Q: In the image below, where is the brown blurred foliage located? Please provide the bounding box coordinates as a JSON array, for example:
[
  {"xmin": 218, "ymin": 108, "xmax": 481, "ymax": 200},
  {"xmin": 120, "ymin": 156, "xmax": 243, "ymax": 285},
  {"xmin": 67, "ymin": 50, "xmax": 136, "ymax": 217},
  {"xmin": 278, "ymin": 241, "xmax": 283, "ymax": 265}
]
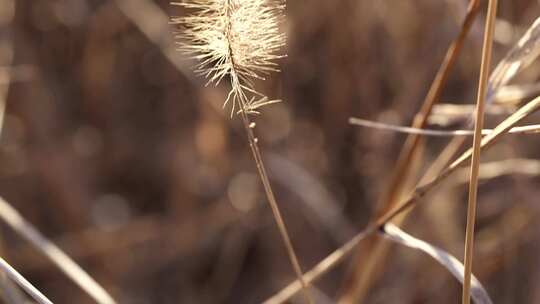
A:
[{"xmin": 2, "ymin": 0, "xmax": 540, "ymax": 303}]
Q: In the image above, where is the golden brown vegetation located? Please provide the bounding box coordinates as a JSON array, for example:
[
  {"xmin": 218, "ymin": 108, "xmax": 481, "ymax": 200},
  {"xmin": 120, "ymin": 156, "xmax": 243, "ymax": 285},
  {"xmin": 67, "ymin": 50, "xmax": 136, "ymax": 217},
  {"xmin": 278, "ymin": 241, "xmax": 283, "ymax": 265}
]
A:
[{"xmin": 1, "ymin": 0, "xmax": 540, "ymax": 303}]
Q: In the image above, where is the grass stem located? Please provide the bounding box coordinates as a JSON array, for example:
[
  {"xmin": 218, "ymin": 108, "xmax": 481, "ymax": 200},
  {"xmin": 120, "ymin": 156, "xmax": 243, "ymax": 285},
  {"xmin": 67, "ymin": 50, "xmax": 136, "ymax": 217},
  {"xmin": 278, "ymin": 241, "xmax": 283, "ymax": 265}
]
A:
[
  {"xmin": 340, "ymin": 1, "xmax": 481, "ymax": 301},
  {"xmin": 462, "ymin": 0, "xmax": 498, "ymax": 303},
  {"xmin": 238, "ymin": 107, "xmax": 314, "ymax": 304}
]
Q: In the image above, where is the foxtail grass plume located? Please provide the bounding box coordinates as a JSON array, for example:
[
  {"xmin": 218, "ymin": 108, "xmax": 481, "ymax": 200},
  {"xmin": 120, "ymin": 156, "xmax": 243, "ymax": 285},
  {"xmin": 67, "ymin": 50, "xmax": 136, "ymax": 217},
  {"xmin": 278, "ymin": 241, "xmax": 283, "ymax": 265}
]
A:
[{"xmin": 172, "ymin": 0, "xmax": 286, "ymax": 115}]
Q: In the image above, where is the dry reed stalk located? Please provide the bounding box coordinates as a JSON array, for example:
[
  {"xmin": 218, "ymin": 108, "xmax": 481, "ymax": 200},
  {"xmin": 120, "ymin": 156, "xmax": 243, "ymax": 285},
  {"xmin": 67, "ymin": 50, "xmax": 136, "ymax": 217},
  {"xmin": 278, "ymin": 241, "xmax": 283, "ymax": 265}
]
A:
[
  {"xmin": 266, "ymin": 95, "xmax": 540, "ymax": 303},
  {"xmin": 0, "ymin": 257, "xmax": 53, "ymax": 304},
  {"xmin": 0, "ymin": 258, "xmax": 53, "ymax": 304},
  {"xmin": 173, "ymin": 1, "xmax": 313, "ymax": 303},
  {"xmin": 463, "ymin": 0, "xmax": 498, "ymax": 303},
  {"xmin": 418, "ymin": 136, "xmax": 469, "ymax": 186},
  {"xmin": 417, "ymin": 13, "xmax": 540, "ymax": 191},
  {"xmin": 0, "ymin": 272, "xmax": 30, "ymax": 304},
  {"xmin": 339, "ymin": 1, "xmax": 481, "ymax": 302},
  {"xmin": 0, "ymin": 197, "xmax": 117, "ymax": 304},
  {"xmin": 376, "ymin": 0, "xmax": 480, "ymax": 218},
  {"xmin": 350, "ymin": 117, "xmax": 540, "ymax": 136},
  {"xmin": 379, "ymin": 91, "xmax": 540, "ymax": 229},
  {"xmin": 349, "ymin": 117, "xmax": 540, "ymax": 136}
]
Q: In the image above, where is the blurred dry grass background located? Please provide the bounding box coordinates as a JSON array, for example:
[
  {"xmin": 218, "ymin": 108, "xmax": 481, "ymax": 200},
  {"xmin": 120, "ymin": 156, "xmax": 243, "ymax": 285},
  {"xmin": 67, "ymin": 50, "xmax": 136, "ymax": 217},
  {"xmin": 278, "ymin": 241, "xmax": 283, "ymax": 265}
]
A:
[{"xmin": 2, "ymin": 0, "xmax": 540, "ymax": 303}]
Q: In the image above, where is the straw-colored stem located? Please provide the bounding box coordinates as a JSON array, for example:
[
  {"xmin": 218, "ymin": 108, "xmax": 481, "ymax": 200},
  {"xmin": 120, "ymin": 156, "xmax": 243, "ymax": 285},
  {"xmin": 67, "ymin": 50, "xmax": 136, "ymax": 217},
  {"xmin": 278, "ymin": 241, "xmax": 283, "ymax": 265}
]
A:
[
  {"xmin": 0, "ymin": 258, "xmax": 53, "ymax": 304},
  {"xmin": 340, "ymin": 1, "xmax": 481, "ymax": 301},
  {"xmin": 238, "ymin": 108, "xmax": 313, "ymax": 304},
  {"xmin": 220, "ymin": 1, "xmax": 311, "ymax": 302},
  {"xmin": 214, "ymin": 0, "xmax": 311, "ymax": 301},
  {"xmin": 375, "ymin": 0, "xmax": 481, "ymax": 218},
  {"xmin": 349, "ymin": 118, "xmax": 540, "ymax": 136},
  {"xmin": 266, "ymin": 94, "xmax": 540, "ymax": 304},
  {"xmin": 463, "ymin": 1, "xmax": 497, "ymax": 303},
  {"xmin": 0, "ymin": 197, "xmax": 117, "ymax": 304}
]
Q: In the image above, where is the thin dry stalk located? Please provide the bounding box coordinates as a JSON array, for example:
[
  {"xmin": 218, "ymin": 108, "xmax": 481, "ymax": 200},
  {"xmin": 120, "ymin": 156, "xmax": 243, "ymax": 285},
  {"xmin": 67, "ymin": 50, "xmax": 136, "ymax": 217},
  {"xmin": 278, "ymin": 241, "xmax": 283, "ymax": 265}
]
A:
[
  {"xmin": 339, "ymin": 1, "xmax": 481, "ymax": 301},
  {"xmin": 0, "ymin": 257, "xmax": 53, "ymax": 304},
  {"xmin": 463, "ymin": 1, "xmax": 498, "ymax": 303},
  {"xmin": 0, "ymin": 272, "xmax": 30, "ymax": 304},
  {"xmin": 239, "ymin": 110, "xmax": 314, "ymax": 303},
  {"xmin": 418, "ymin": 136, "xmax": 468, "ymax": 186},
  {"xmin": 0, "ymin": 197, "xmax": 117, "ymax": 304},
  {"xmin": 380, "ymin": 88, "xmax": 540, "ymax": 229},
  {"xmin": 376, "ymin": 0, "xmax": 480, "ymax": 217},
  {"xmin": 266, "ymin": 95, "xmax": 540, "ymax": 303},
  {"xmin": 349, "ymin": 117, "xmax": 540, "ymax": 136},
  {"xmin": 174, "ymin": 1, "xmax": 313, "ymax": 302}
]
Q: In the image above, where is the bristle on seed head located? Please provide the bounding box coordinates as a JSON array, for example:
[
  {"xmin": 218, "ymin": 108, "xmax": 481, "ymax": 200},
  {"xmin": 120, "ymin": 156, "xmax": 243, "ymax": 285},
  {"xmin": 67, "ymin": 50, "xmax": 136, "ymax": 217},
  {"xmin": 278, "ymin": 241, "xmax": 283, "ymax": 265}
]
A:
[{"xmin": 172, "ymin": 0, "xmax": 286, "ymax": 115}]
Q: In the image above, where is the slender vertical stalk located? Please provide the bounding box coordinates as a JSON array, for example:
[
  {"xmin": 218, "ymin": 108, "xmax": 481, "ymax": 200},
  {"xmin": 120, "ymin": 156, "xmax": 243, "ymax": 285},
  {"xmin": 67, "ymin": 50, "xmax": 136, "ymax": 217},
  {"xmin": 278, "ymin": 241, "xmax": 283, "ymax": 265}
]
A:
[
  {"xmin": 238, "ymin": 108, "xmax": 313, "ymax": 304},
  {"xmin": 223, "ymin": 2, "xmax": 312, "ymax": 302},
  {"xmin": 265, "ymin": 94, "xmax": 540, "ymax": 304},
  {"xmin": 231, "ymin": 69, "xmax": 312, "ymax": 304},
  {"xmin": 177, "ymin": 0, "xmax": 311, "ymax": 301},
  {"xmin": 463, "ymin": 1, "xmax": 497, "ymax": 303},
  {"xmin": 340, "ymin": 1, "xmax": 481, "ymax": 301}
]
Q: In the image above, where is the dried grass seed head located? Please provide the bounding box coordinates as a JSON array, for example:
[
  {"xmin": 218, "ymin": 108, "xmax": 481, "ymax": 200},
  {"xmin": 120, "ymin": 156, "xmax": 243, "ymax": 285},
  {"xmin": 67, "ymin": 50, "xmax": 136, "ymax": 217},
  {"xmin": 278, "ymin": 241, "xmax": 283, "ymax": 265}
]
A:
[{"xmin": 172, "ymin": 0, "xmax": 286, "ymax": 115}]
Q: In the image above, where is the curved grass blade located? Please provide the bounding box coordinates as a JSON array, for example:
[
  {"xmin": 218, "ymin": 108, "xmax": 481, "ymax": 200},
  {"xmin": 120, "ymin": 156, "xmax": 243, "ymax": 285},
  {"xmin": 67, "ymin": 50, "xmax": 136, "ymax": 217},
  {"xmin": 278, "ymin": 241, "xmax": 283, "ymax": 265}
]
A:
[{"xmin": 381, "ymin": 224, "xmax": 492, "ymax": 304}]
